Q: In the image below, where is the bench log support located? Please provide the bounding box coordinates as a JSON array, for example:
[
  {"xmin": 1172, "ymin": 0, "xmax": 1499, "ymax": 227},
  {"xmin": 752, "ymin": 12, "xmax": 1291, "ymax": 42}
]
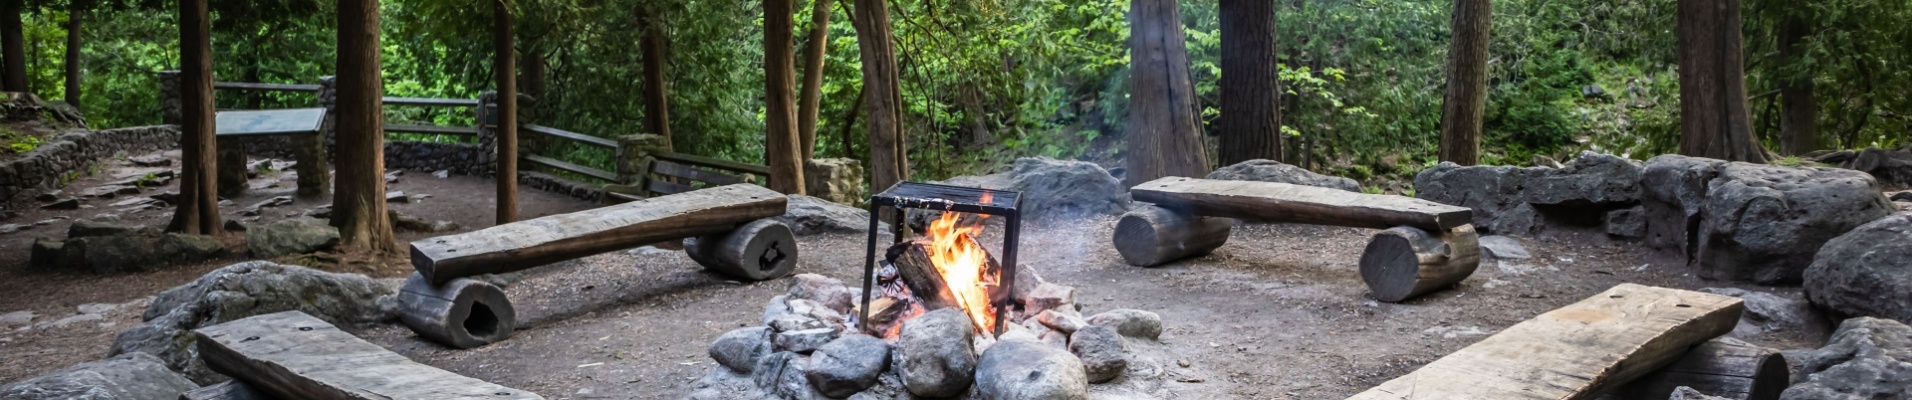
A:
[
  {"xmin": 1607, "ymin": 338, "xmax": 1789, "ymax": 400},
  {"xmin": 1113, "ymin": 205, "xmax": 1233, "ymax": 267},
  {"xmin": 685, "ymin": 219, "xmax": 799, "ymax": 281},
  {"xmin": 395, "ymin": 273, "xmax": 516, "ymax": 349},
  {"xmin": 1359, "ymin": 224, "xmax": 1480, "ymax": 302}
]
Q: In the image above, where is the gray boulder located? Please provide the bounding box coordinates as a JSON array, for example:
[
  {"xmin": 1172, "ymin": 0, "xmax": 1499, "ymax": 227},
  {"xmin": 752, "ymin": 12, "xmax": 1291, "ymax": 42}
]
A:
[
  {"xmin": 68, "ymin": 219, "xmax": 138, "ymax": 238},
  {"xmin": 1414, "ymin": 162, "xmax": 1541, "ymax": 235},
  {"xmin": 1206, "ymin": 159, "xmax": 1359, "ymax": 192},
  {"xmin": 896, "ymin": 308, "xmax": 976, "ymax": 397},
  {"xmin": 928, "ymin": 157, "xmax": 1129, "ymax": 221},
  {"xmin": 36, "ymin": 231, "xmax": 226, "ymax": 273},
  {"xmin": 245, "ymin": 218, "xmax": 339, "ymax": 259},
  {"xmin": 108, "ymin": 261, "xmax": 394, "ymax": 384},
  {"xmin": 1698, "ymin": 163, "xmax": 1894, "ymax": 283},
  {"xmin": 1670, "ymin": 386, "xmax": 1732, "ymax": 400},
  {"xmin": 1779, "ymin": 318, "xmax": 1912, "ymax": 399},
  {"xmin": 975, "ymin": 339, "xmax": 1089, "ymax": 400},
  {"xmin": 1087, "ymin": 309, "xmax": 1163, "ymax": 340},
  {"xmin": 1068, "ymin": 325, "xmax": 1129, "ymax": 383},
  {"xmin": 1478, "ymin": 235, "xmax": 1531, "ymax": 260},
  {"xmin": 805, "ymin": 334, "xmax": 890, "ymax": 397},
  {"xmin": 0, "ymin": 352, "xmax": 198, "ymax": 400},
  {"xmin": 777, "ymin": 195, "xmax": 886, "ymax": 235},
  {"xmin": 1606, "ymin": 206, "xmax": 1647, "ymax": 238},
  {"xmin": 785, "ymin": 273, "xmax": 854, "ymax": 314},
  {"xmin": 1805, "ymin": 213, "xmax": 1912, "ymax": 323},
  {"xmin": 709, "ymin": 327, "xmax": 772, "ymax": 374},
  {"xmin": 1641, "ymin": 155, "xmax": 1726, "ymax": 261},
  {"xmin": 754, "ymin": 352, "xmax": 827, "ymax": 400},
  {"xmin": 1698, "ymin": 288, "xmax": 1824, "ymax": 336},
  {"xmin": 1843, "ymin": 148, "xmax": 1912, "ymax": 190},
  {"xmin": 1522, "ymin": 151, "xmax": 1643, "ymax": 206}
]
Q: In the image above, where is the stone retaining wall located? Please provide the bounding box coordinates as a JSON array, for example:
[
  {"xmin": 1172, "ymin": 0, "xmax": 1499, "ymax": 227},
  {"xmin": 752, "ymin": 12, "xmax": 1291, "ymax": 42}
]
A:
[{"xmin": 0, "ymin": 125, "xmax": 180, "ymax": 203}]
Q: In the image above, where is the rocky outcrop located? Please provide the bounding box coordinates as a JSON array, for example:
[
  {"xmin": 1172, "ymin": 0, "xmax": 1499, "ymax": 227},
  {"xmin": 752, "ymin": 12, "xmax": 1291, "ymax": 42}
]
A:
[
  {"xmin": 244, "ymin": 218, "xmax": 340, "ymax": 259},
  {"xmin": 1642, "ymin": 155, "xmax": 1727, "ymax": 260},
  {"xmin": 0, "ymin": 352, "xmax": 198, "ymax": 400},
  {"xmin": 1698, "ymin": 288, "xmax": 1824, "ymax": 337},
  {"xmin": 1812, "ymin": 147, "xmax": 1912, "ymax": 190},
  {"xmin": 1779, "ymin": 317, "xmax": 1912, "ymax": 399},
  {"xmin": 1207, "ymin": 159, "xmax": 1359, "ymax": 192},
  {"xmin": 1416, "ymin": 152, "xmax": 1641, "ymax": 236},
  {"xmin": 927, "ymin": 157, "xmax": 1130, "ymax": 221},
  {"xmin": 776, "ymin": 195, "xmax": 886, "ymax": 235},
  {"xmin": 1696, "ymin": 163, "xmax": 1893, "ymax": 283},
  {"xmin": 1413, "ymin": 162, "xmax": 1538, "ymax": 234},
  {"xmin": 1805, "ymin": 213, "xmax": 1912, "ymax": 323},
  {"xmin": 30, "ymin": 221, "xmax": 226, "ymax": 273},
  {"xmin": 1520, "ymin": 152, "xmax": 1643, "ymax": 207},
  {"xmin": 108, "ymin": 261, "xmax": 394, "ymax": 383}
]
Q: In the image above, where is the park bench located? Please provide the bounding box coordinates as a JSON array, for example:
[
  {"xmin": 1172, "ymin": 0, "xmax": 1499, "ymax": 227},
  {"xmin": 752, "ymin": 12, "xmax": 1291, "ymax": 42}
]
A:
[
  {"xmin": 192, "ymin": 311, "xmax": 545, "ymax": 400},
  {"xmin": 396, "ymin": 183, "xmax": 799, "ymax": 348},
  {"xmin": 601, "ymin": 151, "xmax": 772, "ymax": 203},
  {"xmin": 1114, "ymin": 177, "xmax": 1480, "ymax": 302},
  {"xmin": 214, "ymin": 108, "xmax": 330, "ymax": 197}
]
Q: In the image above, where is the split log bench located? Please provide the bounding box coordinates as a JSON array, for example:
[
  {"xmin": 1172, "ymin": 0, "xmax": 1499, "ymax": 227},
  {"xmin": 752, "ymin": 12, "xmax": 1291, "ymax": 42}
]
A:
[
  {"xmin": 193, "ymin": 311, "xmax": 545, "ymax": 400},
  {"xmin": 1349, "ymin": 284, "xmax": 1744, "ymax": 399},
  {"xmin": 398, "ymin": 183, "xmax": 796, "ymax": 348},
  {"xmin": 1116, "ymin": 177, "xmax": 1479, "ymax": 302}
]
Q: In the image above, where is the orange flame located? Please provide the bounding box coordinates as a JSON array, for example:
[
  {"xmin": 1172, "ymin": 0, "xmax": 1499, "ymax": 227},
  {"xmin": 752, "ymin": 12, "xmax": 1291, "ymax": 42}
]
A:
[{"xmin": 924, "ymin": 192, "xmax": 998, "ymax": 334}]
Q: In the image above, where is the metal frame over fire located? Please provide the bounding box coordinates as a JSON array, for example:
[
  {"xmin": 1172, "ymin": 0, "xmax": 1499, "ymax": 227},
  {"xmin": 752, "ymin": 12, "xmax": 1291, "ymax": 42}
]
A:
[{"xmin": 860, "ymin": 182, "xmax": 1022, "ymax": 335}]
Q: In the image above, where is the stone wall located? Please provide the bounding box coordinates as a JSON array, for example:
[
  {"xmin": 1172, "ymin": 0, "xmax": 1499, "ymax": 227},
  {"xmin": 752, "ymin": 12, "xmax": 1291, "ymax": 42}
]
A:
[
  {"xmin": 520, "ymin": 171, "xmax": 601, "ymax": 202},
  {"xmin": 0, "ymin": 126, "xmax": 181, "ymax": 203}
]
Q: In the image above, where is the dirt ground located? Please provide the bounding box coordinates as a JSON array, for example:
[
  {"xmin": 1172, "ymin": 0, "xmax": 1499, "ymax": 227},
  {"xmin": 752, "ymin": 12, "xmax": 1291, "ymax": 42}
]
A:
[{"xmin": 0, "ymin": 149, "xmax": 1830, "ymax": 398}]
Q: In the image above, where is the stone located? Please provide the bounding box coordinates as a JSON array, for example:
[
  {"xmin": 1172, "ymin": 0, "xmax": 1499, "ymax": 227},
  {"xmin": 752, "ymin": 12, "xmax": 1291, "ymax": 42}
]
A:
[
  {"xmin": 774, "ymin": 328, "xmax": 840, "ymax": 354},
  {"xmin": 769, "ymin": 316, "xmax": 827, "ymax": 333},
  {"xmin": 709, "ymin": 327, "xmax": 772, "ymax": 374},
  {"xmin": 385, "ymin": 191, "xmax": 409, "ymax": 203},
  {"xmin": 897, "ymin": 308, "xmax": 977, "ymax": 397},
  {"xmin": 432, "ymin": 169, "xmax": 449, "ymax": 178},
  {"xmin": 108, "ymin": 261, "xmax": 394, "ymax": 384},
  {"xmin": 1206, "ymin": 159, "xmax": 1360, "ymax": 192},
  {"xmin": 803, "ymin": 158, "xmax": 866, "ymax": 205},
  {"xmin": 1414, "ymin": 162, "xmax": 1541, "ymax": 235},
  {"xmin": 1698, "ymin": 163, "xmax": 1894, "ymax": 283},
  {"xmin": 0, "ymin": 310, "xmax": 34, "ymax": 327},
  {"xmin": 1019, "ymin": 283, "xmax": 1075, "ymax": 315},
  {"xmin": 1036, "ymin": 309, "xmax": 1086, "ymax": 334},
  {"xmin": 0, "ymin": 223, "xmax": 24, "ymax": 234},
  {"xmin": 922, "ymin": 157, "xmax": 1129, "ymax": 223},
  {"xmin": 1641, "ymin": 155, "xmax": 1727, "ymax": 259},
  {"xmin": 29, "ymin": 238, "xmax": 68, "ymax": 268},
  {"xmin": 244, "ymin": 218, "xmax": 339, "ymax": 259},
  {"xmin": 1669, "ymin": 386, "xmax": 1731, "ymax": 400},
  {"xmin": 1069, "ymin": 325, "xmax": 1128, "ymax": 383},
  {"xmin": 761, "ymin": 295, "xmax": 796, "ymax": 326},
  {"xmin": 1805, "ymin": 213, "xmax": 1912, "ymax": 323},
  {"xmin": 128, "ymin": 155, "xmax": 170, "ymax": 167},
  {"xmin": 246, "ymin": 196, "xmax": 292, "ymax": 211},
  {"xmin": 1779, "ymin": 317, "xmax": 1912, "ymax": 399},
  {"xmin": 754, "ymin": 352, "xmax": 827, "ymax": 400},
  {"xmin": 1843, "ymin": 147, "xmax": 1912, "ymax": 190},
  {"xmin": 975, "ymin": 338, "xmax": 1090, "ymax": 400},
  {"xmin": 42, "ymin": 198, "xmax": 79, "ymax": 210},
  {"xmin": 805, "ymin": 334, "xmax": 890, "ymax": 397},
  {"xmin": 35, "ymin": 191, "xmax": 61, "ymax": 202},
  {"xmin": 776, "ymin": 195, "xmax": 888, "ymax": 235},
  {"xmin": 222, "ymin": 220, "xmax": 246, "ymax": 232},
  {"xmin": 50, "ymin": 232, "xmax": 225, "ymax": 273},
  {"xmin": 0, "ymin": 352, "xmax": 197, "ymax": 400},
  {"xmin": 1492, "ymin": 202, "xmax": 1543, "ymax": 236},
  {"xmin": 1477, "ymin": 235, "xmax": 1531, "ymax": 260},
  {"xmin": 1698, "ymin": 288, "xmax": 1824, "ymax": 336},
  {"xmin": 69, "ymin": 219, "xmax": 138, "ymax": 238},
  {"xmin": 1522, "ymin": 151, "xmax": 1643, "ymax": 206},
  {"xmin": 786, "ymin": 274, "xmax": 855, "ymax": 314},
  {"xmin": 1087, "ymin": 309, "xmax": 1163, "ymax": 340},
  {"xmin": 1605, "ymin": 205, "xmax": 1647, "ymax": 238}
]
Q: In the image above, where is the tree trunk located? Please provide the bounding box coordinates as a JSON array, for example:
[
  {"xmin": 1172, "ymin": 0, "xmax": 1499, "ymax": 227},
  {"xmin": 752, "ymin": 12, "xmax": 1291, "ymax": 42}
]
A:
[
  {"xmin": 1439, "ymin": 0, "xmax": 1490, "ymax": 166},
  {"xmin": 764, "ymin": 0, "xmax": 805, "ymax": 195},
  {"xmin": 640, "ymin": 9, "xmax": 671, "ymax": 145},
  {"xmin": 1, "ymin": 0, "xmax": 26, "ymax": 92},
  {"xmin": 519, "ymin": 42, "xmax": 545, "ymax": 103},
  {"xmin": 494, "ymin": 0, "xmax": 518, "ymax": 224},
  {"xmin": 333, "ymin": 0, "xmax": 397, "ymax": 254},
  {"xmin": 1126, "ymin": 0, "xmax": 1211, "ymax": 186},
  {"xmin": 1777, "ymin": 14, "xmax": 1815, "ymax": 156},
  {"xmin": 64, "ymin": 0, "xmax": 85, "ymax": 110},
  {"xmin": 1676, "ymin": 0, "xmax": 1767, "ymax": 163},
  {"xmin": 168, "ymin": 0, "xmax": 220, "ymax": 235},
  {"xmin": 851, "ymin": 0, "xmax": 905, "ymax": 207},
  {"xmin": 1217, "ymin": 0, "xmax": 1280, "ymax": 165},
  {"xmin": 796, "ymin": 0, "xmax": 832, "ymax": 159}
]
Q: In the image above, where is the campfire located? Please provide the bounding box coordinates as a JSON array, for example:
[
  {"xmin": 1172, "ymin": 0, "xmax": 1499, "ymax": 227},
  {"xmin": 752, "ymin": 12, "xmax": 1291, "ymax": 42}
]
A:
[{"xmin": 864, "ymin": 194, "xmax": 1005, "ymax": 337}]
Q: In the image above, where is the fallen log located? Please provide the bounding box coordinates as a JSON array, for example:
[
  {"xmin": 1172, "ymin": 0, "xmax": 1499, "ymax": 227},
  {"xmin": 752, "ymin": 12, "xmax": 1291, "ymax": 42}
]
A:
[
  {"xmin": 1605, "ymin": 338, "xmax": 1789, "ymax": 400},
  {"xmin": 410, "ymin": 183, "xmax": 786, "ymax": 284},
  {"xmin": 194, "ymin": 311, "xmax": 544, "ymax": 400},
  {"xmin": 1129, "ymin": 177, "xmax": 1472, "ymax": 231},
  {"xmin": 394, "ymin": 273, "xmax": 516, "ymax": 349},
  {"xmin": 1349, "ymin": 284, "xmax": 1744, "ymax": 400},
  {"xmin": 1112, "ymin": 205, "xmax": 1233, "ymax": 267},
  {"xmin": 1359, "ymin": 224, "xmax": 1481, "ymax": 302},
  {"xmin": 684, "ymin": 219, "xmax": 799, "ymax": 281}
]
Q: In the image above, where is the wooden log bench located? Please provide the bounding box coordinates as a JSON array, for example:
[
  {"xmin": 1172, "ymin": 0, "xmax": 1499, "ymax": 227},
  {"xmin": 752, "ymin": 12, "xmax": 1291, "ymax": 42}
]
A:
[
  {"xmin": 1349, "ymin": 284, "xmax": 1744, "ymax": 399},
  {"xmin": 214, "ymin": 108, "xmax": 331, "ymax": 198},
  {"xmin": 1117, "ymin": 177, "xmax": 1479, "ymax": 302},
  {"xmin": 399, "ymin": 183, "xmax": 796, "ymax": 348},
  {"xmin": 193, "ymin": 311, "xmax": 545, "ymax": 400},
  {"xmin": 603, "ymin": 151, "xmax": 771, "ymax": 203},
  {"xmin": 1605, "ymin": 338, "xmax": 1789, "ymax": 400}
]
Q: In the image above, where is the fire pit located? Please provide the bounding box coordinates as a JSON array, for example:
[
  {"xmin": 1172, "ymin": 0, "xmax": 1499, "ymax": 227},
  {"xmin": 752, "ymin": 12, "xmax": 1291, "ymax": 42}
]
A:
[{"xmin": 858, "ymin": 182, "xmax": 1021, "ymax": 337}]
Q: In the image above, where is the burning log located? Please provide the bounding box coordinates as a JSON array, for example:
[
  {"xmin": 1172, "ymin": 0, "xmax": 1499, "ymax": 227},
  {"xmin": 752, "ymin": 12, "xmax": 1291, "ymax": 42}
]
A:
[{"xmin": 885, "ymin": 237, "xmax": 1001, "ymax": 311}]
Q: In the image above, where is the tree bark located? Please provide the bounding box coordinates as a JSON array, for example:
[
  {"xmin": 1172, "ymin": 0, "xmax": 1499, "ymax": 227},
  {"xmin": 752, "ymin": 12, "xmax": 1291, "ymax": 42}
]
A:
[
  {"xmin": 1777, "ymin": 14, "xmax": 1815, "ymax": 156},
  {"xmin": 168, "ymin": 0, "xmax": 220, "ymax": 235},
  {"xmin": 333, "ymin": 0, "xmax": 397, "ymax": 254},
  {"xmin": 64, "ymin": 0, "xmax": 86, "ymax": 110},
  {"xmin": 764, "ymin": 0, "xmax": 806, "ymax": 195},
  {"xmin": 796, "ymin": 0, "xmax": 833, "ymax": 159},
  {"xmin": 1676, "ymin": 0, "xmax": 1767, "ymax": 163},
  {"xmin": 1126, "ymin": 0, "xmax": 1211, "ymax": 186},
  {"xmin": 1217, "ymin": 0, "xmax": 1280, "ymax": 165},
  {"xmin": 851, "ymin": 0, "xmax": 905, "ymax": 204},
  {"xmin": 494, "ymin": 0, "xmax": 518, "ymax": 224},
  {"xmin": 1, "ymin": 0, "xmax": 26, "ymax": 92},
  {"xmin": 1439, "ymin": 0, "xmax": 1490, "ymax": 166},
  {"xmin": 640, "ymin": 8, "xmax": 671, "ymax": 145}
]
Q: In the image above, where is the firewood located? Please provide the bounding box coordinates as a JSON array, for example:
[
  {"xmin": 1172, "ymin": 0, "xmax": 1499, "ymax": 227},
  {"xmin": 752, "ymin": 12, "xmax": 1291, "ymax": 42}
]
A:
[
  {"xmin": 1112, "ymin": 205, "xmax": 1232, "ymax": 267},
  {"xmin": 885, "ymin": 237, "xmax": 1003, "ymax": 311},
  {"xmin": 1358, "ymin": 224, "xmax": 1481, "ymax": 302}
]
